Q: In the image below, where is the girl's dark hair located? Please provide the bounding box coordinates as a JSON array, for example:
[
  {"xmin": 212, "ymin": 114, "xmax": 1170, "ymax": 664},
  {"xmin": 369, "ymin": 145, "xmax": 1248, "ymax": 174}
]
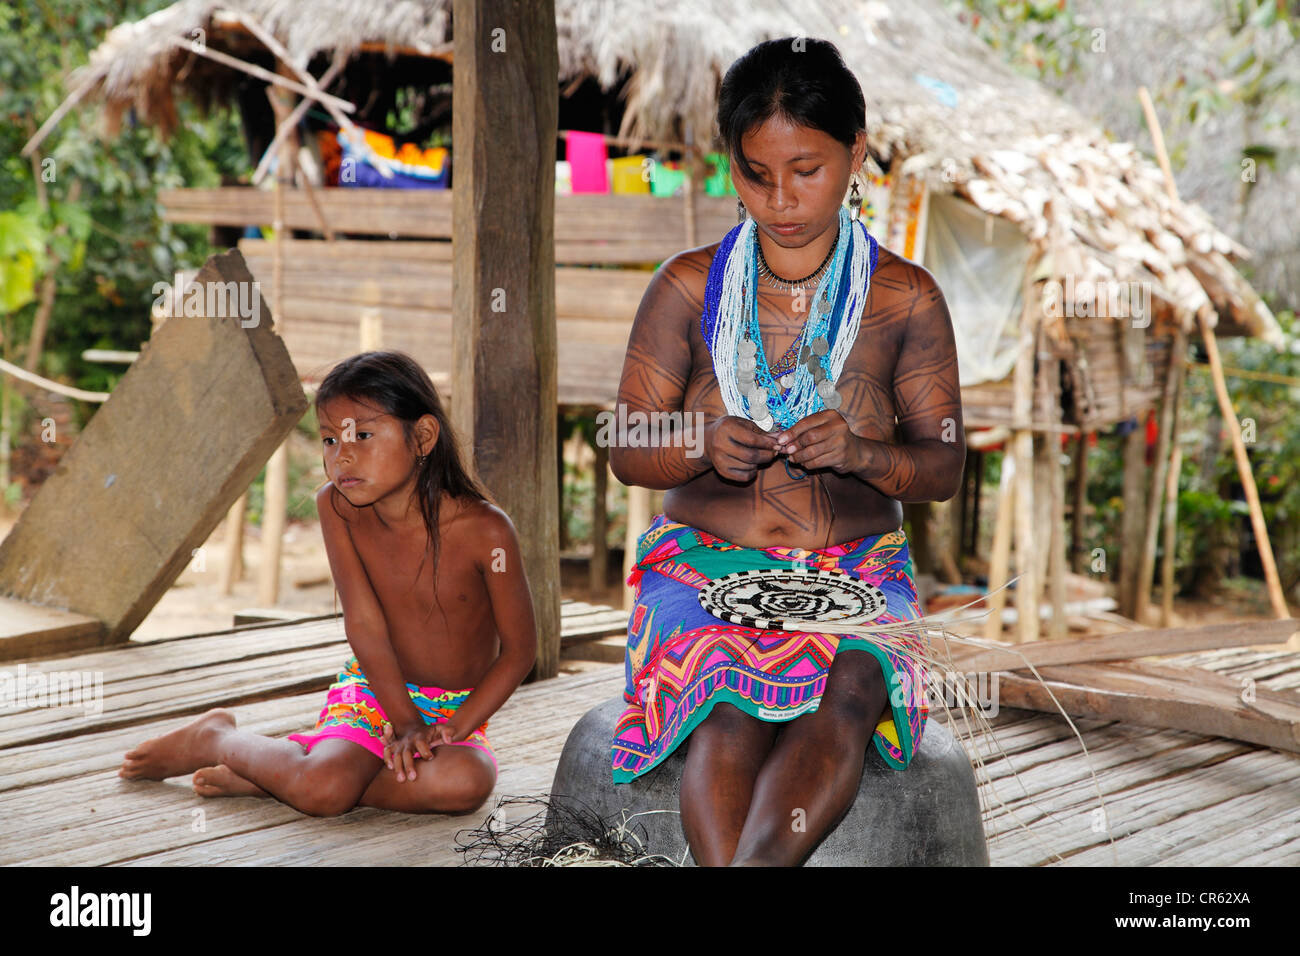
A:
[
  {"xmin": 716, "ymin": 37, "xmax": 866, "ymax": 186},
  {"xmin": 315, "ymin": 350, "xmax": 493, "ymax": 623}
]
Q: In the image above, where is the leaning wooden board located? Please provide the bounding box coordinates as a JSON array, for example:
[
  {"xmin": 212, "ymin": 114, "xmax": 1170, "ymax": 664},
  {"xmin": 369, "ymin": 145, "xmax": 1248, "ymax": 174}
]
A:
[{"xmin": 0, "ymin": 249, "xmax": 307, "ymax": 649}]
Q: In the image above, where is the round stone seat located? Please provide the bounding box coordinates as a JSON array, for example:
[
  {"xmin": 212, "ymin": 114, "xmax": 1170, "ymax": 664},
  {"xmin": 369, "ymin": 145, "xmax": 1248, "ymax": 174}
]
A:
[{"xmin": 546, "ymin": 696, "xmax": 989, "ymax": 866}]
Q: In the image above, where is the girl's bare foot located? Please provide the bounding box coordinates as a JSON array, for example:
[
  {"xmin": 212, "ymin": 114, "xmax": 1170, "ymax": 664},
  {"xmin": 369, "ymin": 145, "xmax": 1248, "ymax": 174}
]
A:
[
  {"xmin": 119, "ymin": 709, "xmax": 236, "ymax": 781},
  {"xmin": 193, "ymin": 764, "xmax": 268, "ymax": 798}
]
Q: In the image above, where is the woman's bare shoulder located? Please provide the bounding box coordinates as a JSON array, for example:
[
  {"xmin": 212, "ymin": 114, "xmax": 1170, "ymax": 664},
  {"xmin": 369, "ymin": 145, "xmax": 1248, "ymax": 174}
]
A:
[{"xmin": 639, "ymin": 242, "xmax": 723, "ymax": 332}]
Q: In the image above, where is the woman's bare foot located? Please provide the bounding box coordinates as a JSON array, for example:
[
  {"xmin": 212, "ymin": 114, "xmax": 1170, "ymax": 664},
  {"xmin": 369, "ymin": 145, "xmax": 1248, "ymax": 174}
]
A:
[
  {"xmin": 119, "ymin": 709, "xmax": 236, "ymax": 781},
  {"xmin": 193, "ymin": 764, "xmax": 268, "ymax": 798}
]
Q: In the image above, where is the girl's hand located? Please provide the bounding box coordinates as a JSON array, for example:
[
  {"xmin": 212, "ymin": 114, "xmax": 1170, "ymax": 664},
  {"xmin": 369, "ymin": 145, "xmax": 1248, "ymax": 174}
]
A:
[
  {"xmin": 774, "ymin": 411, "xmax": 866, "ymax": 475},
  {"xmin": 703, "ymin": 416, "xmax": 780, "ymax": 483},
  {"xmin": 429, "ymin": 719, "xmax": 461, "ymax": 747},
  {"xmin": 381, "ymin": 721, "xmax": 435, "ymax": 783}
]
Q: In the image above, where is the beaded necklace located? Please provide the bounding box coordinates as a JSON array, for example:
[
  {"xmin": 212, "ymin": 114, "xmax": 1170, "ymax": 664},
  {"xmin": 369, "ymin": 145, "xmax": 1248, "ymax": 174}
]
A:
[{"xmin": 701, "ymin": 205, "xmax": 878, "ymax": 434}]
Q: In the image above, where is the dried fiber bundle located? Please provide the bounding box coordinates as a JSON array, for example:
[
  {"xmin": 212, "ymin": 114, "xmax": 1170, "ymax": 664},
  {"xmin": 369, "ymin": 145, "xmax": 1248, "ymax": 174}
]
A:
[{"xmin": 455, "ymin": 795, "xmax": 682, "ymax": 867}]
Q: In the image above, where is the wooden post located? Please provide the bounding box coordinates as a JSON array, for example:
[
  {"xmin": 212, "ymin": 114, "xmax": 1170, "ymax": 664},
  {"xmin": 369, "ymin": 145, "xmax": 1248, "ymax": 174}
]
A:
[
  {"xmin": 1031, "ymin": 335, "xmax": 1054, "ymax": 610},
  {"xmin": 258, "ymin": 78, "xmax": 296, "ymax": 608},
  {"xmin": 219, "ymin": 492, "xmax": 247, "ymax": 596},
  {"xmin": 931, "ymin": 498, "xmax": 962, "ymax": 585},
  {"xmin": 1117, "ymin": 323, "xmax": 1147, "ymax": 619},
  {"xmin": 1039, "ymin": 353, "xmax": 1067, "ymax": 639},
  {"xmin": 452, "ymin": 0, "xmax": 561, "ymax": 679},
  {"xmin": 1011, "ymin": 260, "xmax": 1041, "ymax": 643},
  {"xmin": 590, "ymin": 439, "xmax": 609, "ymax": 596},
  {"xmin": 1136, "ymin": 326, "xmax": 1187, "ymax": 623},
  {"xmin": 683, "ymin": 146, "xmax": 698, "ymax": 247},
  {"xmin": 983, "ymin": 449, "xmax": 1015, "ymax": 642},
  {"xmin": 951, "ymin": 452, "xmax": 969, "ymax": 559},
  {"xmin": 557, "ymin": 411, "xmax": 568, "ymax": 552},
  {"xmin": 1162, "ymin": 443, "xmax": 1183, "ymax": 626},
  {"xmin": 359, "ymin": 312, "xmax": 383, "ymax": 351},
  {"xmin": 1070, "ymin": 432, "xmax": 1088, "ymax": 573},
  {"xmin": 903, "ymin": 502, "xmax": 934, "ymax": 576},
  {"xmin": 623, "ymin": 484, "xmax": 651, "ymax": 610}
]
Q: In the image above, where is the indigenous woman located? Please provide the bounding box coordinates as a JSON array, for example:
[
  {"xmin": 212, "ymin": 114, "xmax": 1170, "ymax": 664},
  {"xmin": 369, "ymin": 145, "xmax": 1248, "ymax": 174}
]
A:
[{"xmin": 608, "ymin": 37, "xmax": 965, "ymax": 866}]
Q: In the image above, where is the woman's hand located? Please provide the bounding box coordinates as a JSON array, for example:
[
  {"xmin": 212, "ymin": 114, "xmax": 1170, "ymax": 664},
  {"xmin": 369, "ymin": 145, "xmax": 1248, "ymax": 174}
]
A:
[
  {"xmin": 381, "ymin": 721, "xmax": 435, "ymax": 783},
  {"xmin": 704, "ymin": 416, "xmax": 780, "ymax": 482},
  {"xmin": 774, "ymin": 411, "xmax": 868, "ymax": 475}
]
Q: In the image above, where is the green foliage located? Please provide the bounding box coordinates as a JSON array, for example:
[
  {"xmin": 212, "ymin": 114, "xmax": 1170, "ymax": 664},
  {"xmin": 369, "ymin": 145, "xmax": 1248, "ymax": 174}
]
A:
[
  {"xmin": 945, "ymin": 0, "xmax": 1095, "ymax": 79},
  {"xmin": 0, "ymin": 0, "xmax": 248, "ymax": 399}
]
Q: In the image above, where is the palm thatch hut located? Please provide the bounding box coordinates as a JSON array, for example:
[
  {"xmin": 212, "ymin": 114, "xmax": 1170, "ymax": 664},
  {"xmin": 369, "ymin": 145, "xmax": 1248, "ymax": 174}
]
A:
[{"xmin": 41, "ymin": 0, "xmax": 1288, "ymax": 636}]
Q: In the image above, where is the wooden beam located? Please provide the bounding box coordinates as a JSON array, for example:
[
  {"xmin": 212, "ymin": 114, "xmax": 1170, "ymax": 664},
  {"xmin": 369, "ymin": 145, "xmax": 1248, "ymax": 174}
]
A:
[
  {"xmin": 451, "ymin": 0, "xmax": 560, "ymax": 680},
  {"xmin": 0, "ymin": 250, "xmax": 308, "ymax": 642},
  {"xmin": 0, "ymin": 596, "xmax": 103, "ymax": 661},
  {"xmin": 158, "ymin": 188, "xmax": 739, "ymax": 252},
  {"xmin": 946, "ymin": 617, "xmax": 1297, "ymax": 672},
  {"xmin": 997, "ymin": 658, "xmax": 1300, "ymax": 754},
  {"xmin": 164, "ymin": 36, "xmax": 355, "ymax": 115}
]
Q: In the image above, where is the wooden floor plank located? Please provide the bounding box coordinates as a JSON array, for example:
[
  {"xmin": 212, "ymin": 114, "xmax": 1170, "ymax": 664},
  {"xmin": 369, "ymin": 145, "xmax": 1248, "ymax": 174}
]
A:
[
  {"xmin": 5, "ymin": 621, "xmax": 1300, "ymax": 866},
  {"xmin": 987, "ymin": 747, "xmax": 1300, "ymax": 865}
]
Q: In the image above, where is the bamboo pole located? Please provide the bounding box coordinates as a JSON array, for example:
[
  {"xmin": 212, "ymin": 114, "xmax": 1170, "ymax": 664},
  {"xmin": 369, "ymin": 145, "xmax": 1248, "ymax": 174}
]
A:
[
  {"xmin": 1138, "ymin": 86, "xmax": 1289, "ymax": 624},
  {"xmin": 165, "ymin": 36, "xmax": 354, "ymax": 115},
  {"xmin": 252, "ymin": 54, "xmax": 348, "ymax": 185},
  {"xmin": 1200, "ymin": 319, "xmax": 1289, "ymax": 619}
]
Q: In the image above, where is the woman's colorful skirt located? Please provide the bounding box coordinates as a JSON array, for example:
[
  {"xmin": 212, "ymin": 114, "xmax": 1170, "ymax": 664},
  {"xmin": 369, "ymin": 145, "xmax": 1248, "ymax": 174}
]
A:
[{"xmin": 611, "ymin": 514, "xmax": 927, "ymax": 784}]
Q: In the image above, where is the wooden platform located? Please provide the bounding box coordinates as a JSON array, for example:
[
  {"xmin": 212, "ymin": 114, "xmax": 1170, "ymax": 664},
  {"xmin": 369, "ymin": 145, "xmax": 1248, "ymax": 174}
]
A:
[{"xmin": 2, "ymin": 610, "xmax": 1298, "ymax": 866}]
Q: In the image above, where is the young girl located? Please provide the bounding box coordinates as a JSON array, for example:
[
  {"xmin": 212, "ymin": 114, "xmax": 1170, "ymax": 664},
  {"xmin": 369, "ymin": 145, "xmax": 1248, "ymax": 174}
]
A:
[{"xmin": 119, "ymin": 351, "xmax": 537, "ymax": 816}]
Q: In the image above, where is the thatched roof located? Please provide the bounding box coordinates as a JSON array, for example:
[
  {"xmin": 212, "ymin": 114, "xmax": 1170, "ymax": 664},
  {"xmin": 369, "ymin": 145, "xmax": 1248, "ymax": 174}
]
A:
[{"xmin": 63, "ymin": 0, "xmax": 1283, "ymax": 344}]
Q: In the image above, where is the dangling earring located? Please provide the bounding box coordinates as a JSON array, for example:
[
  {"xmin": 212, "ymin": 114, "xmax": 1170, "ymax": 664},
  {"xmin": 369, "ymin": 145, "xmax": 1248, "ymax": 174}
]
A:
[
  {"xmin": 737, "ymin": 197, "xmax": 748, "ymax": 224},
  {"xmin": 848, "ymin": 177, "xmax": 863, "ymax": 222}
]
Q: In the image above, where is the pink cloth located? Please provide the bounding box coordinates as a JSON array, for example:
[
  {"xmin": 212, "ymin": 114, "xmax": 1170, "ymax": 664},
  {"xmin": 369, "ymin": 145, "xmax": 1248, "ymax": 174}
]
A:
[{"xmin": 566, "ymin": 130, "xmax": 609, "ymax": 193}]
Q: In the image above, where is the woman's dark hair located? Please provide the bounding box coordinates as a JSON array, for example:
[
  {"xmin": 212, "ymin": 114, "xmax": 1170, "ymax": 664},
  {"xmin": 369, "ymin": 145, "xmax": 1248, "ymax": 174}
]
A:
[
  {"xmin": 315, "ymin": 350, "xmax": 493, "ymax": 623},
  {"xmin": 716, "ymin": 37, "xmax": 866, "ymax": 186}
]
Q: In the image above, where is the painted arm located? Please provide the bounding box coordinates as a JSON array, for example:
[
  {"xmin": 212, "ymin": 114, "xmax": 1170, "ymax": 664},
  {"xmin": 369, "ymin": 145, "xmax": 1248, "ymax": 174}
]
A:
[
  {"xmin": 851, "ymin": 268, "xmax": 966, "ymax": 502},
  {"xmin": 608, "ymin": 255, "xmax": 717, "ymax": 490}
]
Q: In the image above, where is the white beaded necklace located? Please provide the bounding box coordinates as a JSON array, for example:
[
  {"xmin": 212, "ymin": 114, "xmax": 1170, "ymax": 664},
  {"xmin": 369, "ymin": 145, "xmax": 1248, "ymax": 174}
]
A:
[{"xmin": 706, "ymin": 205, "xmax": 877, "ymax": 432}]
